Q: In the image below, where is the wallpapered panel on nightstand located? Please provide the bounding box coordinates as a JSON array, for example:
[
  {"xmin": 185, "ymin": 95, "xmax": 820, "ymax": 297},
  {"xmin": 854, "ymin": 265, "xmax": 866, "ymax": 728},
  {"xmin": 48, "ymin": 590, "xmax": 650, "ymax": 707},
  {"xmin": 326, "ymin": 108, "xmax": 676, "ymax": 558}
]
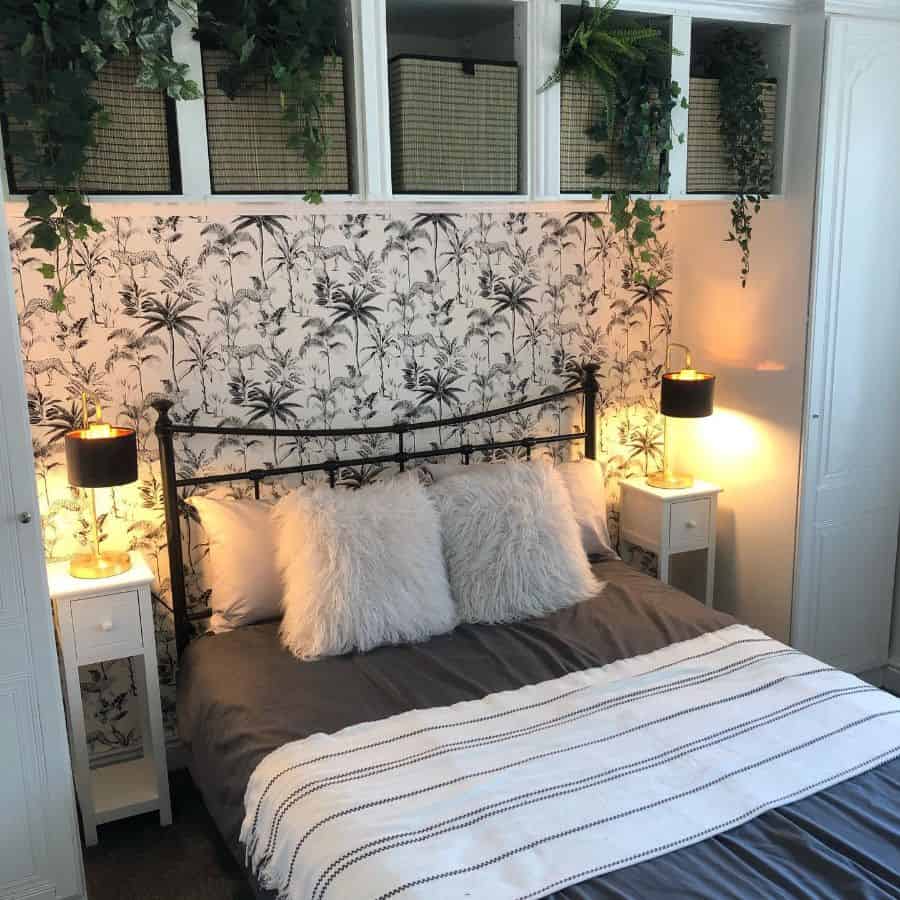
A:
[{"xmin": 12, "ymin": 208, "xmax": 672, "ymax": 761}]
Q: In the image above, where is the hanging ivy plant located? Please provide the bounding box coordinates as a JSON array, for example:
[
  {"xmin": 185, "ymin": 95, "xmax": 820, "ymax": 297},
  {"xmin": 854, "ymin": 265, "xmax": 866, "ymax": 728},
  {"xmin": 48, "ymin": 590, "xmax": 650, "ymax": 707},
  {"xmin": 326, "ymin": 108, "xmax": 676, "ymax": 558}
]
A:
[
  {"xmin": 0, "ymin": 0, "xmax": 200, "ymax": 309},
  {"xmin": 195, "ymin": 0, "xmax": 339, "ymax": 205},
  {"xmin": 615, "ymin": 59, "xmax": 686, "ymax": 193},
  {"xmin": 541, "ymin": 0, "xmax": 685, "ymax": 195},
  {"xmin": 608, "ymin": 191, "xmax": 666, "ymax": 288},
  {"xmin": 701, "ymin": 29, "xmax": 774, "ymax": 286}
]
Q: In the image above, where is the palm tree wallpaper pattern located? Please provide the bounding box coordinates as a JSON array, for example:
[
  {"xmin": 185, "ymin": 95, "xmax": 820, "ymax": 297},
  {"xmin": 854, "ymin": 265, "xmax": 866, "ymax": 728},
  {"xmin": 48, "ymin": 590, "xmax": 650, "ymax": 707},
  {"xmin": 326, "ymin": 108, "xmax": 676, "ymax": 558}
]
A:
[{"xmin": 12, "ymin": 208, "xmax": 672, "ymax": 761}]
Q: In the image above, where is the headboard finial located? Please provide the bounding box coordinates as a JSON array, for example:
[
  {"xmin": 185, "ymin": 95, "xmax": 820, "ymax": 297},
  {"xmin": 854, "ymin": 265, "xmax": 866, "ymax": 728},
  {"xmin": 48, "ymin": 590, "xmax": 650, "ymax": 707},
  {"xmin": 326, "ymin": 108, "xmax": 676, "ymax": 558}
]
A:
[
  {"xmin": 151, "ymin": 397, "xmax": 174, "ymax": 426},
  {"xmin": 151, "ymin": 396, "xmax": 189, "ymax": 657}
]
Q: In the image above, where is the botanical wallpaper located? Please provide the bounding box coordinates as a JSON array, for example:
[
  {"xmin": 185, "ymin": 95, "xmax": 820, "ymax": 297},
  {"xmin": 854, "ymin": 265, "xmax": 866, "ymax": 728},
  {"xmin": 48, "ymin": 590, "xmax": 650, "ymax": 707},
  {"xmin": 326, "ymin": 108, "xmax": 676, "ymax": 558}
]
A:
[{"xmin": 11, "ymin": 206, "xmax": 673, "ymax": 762}]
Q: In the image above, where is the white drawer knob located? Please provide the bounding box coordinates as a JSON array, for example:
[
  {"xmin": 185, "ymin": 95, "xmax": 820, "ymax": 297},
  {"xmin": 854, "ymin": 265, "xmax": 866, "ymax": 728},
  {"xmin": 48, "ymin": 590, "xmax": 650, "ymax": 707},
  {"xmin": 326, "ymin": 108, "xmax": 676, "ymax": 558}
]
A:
[
  {"xmin": 685, "ymin": 520, "xmax": 697, "ymax": 529},
  {"xmin": 100, "ymin": 620, "xmax": 114, "ymax": 632}
]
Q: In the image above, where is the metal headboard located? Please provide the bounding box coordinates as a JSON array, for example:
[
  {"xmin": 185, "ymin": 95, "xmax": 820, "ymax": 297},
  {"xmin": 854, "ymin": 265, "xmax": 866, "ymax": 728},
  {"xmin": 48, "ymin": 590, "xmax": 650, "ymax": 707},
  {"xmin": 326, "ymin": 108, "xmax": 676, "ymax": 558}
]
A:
[{"xmin": 152, "ymin": 364, "xmax": 600, "ymax": 658}]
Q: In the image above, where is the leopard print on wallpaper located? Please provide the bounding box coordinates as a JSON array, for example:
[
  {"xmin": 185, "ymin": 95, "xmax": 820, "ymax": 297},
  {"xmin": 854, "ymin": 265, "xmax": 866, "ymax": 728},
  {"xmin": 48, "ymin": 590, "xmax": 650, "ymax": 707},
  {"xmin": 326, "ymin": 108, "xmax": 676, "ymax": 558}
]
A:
[{"xmin": 12, "ymin": 208, "xmax": 672, "ymax": 761}]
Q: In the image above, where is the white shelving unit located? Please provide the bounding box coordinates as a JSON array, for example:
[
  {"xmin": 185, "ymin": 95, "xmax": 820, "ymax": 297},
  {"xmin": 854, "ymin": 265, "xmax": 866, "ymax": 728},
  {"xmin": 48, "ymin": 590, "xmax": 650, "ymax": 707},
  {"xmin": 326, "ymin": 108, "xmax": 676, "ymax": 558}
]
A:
[{"xmin": 1, "ymin": 0, "xmax": 807, "ymax": 208}]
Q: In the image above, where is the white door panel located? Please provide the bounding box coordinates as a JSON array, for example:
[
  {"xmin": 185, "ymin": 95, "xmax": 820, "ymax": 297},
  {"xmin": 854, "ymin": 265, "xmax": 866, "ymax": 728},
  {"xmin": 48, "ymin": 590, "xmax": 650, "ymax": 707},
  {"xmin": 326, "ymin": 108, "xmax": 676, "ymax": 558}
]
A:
[
  {"xmin": 794, "ymin": 16, "xmax": 900, "ymax": 673},
  {"xmin": 0, "ymin": 202, "xmax": 84, "ymax": 897}
]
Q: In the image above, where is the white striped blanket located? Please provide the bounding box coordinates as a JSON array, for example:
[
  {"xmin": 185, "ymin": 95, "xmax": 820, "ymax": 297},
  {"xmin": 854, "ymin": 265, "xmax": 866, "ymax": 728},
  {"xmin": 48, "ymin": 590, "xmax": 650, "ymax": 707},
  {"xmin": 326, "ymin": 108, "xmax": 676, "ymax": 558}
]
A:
[{"xmin": 241, "ymin": 624, "xmax": 900, "ymax": 900}]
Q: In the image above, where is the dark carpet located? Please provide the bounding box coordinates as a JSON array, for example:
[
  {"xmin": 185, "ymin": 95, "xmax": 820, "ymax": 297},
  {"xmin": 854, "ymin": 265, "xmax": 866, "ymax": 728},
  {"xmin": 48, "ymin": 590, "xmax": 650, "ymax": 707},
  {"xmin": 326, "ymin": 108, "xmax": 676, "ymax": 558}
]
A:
[{"xmin": 83, "ymin": 769, "xmax": 254, "ymax": 900}]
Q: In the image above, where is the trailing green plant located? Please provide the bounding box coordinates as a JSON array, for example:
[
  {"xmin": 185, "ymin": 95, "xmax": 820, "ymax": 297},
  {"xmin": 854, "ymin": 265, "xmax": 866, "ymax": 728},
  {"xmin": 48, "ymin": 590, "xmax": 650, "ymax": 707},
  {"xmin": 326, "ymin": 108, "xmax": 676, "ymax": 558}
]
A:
[
  {"xmin": 195, "ymin": 0, "xmax": 340, "ymax": 205},
  {"xmin": 615, "ymin": 62, "xmax": 686, "ymax": 193},
  {"xmin": 541, "ymin": 0, "xmax": 684, "ymax": 194},
  {"xmin": 701, "ymin": 28, "xmax": 774, "ymax": 286},
  {"xmin": 607, "ymin": 191, "xmax": 666, "ymax": 288},
  {"xmin": 0, "ymin": 0, "xmax": 200, "ymax": 309}
]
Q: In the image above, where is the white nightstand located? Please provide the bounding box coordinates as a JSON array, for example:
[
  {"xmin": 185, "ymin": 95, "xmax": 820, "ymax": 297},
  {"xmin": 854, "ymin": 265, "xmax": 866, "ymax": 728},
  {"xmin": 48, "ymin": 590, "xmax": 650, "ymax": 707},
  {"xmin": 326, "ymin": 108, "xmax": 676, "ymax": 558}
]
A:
[
  {"xmin": 48, "ymin": 552, "xmax": 172, "ymax": 846},
  {"xmin": 619, "ymin": 478, "xmax": 722, "ymax": 607}
]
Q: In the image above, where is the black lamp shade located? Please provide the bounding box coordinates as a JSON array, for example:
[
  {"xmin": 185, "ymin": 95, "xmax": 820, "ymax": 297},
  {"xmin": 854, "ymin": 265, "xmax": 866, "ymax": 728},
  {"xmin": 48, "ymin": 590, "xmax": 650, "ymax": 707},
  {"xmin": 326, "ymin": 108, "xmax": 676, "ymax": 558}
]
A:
[
  {"xmin": 65, "ymin": 427, "xmax": 138, "ymax": 488},
  {"xmin": 660, "ymin": 372, "xmax": 715, "ymax": 418}
]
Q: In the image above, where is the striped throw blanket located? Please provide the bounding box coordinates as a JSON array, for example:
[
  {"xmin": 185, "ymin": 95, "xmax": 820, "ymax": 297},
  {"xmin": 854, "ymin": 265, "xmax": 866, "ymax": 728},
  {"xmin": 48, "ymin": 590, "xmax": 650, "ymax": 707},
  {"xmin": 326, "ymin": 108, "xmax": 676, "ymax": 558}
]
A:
[{"xmin": 241, "ymin": 624, "xmax": 900, "ymax": 900}]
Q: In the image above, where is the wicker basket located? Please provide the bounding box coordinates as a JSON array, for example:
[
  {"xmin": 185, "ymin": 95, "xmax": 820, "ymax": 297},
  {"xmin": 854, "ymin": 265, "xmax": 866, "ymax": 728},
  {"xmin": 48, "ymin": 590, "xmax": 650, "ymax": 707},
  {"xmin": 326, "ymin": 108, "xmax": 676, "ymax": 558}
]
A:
[
  {"xmin": 3, "ymin": 54, "xmax": 177, "ymax": 194},
  {"xmin": 560, "ymin": 74, "xmax": 666, "ymax": 194},
  {"xmin": 389, "ymin": 56, "xmax": 519, "ymax": 194},
  {"xmin": 687, "ymin": 78, "xmax": 777, "ymax": 193},
  {"xmin": 202, "ymin": 50, "xmax": 350, "ymax": 194}
]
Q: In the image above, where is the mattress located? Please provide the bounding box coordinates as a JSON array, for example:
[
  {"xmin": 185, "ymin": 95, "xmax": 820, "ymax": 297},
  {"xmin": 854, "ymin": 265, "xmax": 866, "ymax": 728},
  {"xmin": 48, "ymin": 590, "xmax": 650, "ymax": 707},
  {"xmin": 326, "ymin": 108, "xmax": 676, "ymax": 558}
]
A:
[{"xmin": 177, "ymin": 561, "xmax": 900, "ymax": 898}]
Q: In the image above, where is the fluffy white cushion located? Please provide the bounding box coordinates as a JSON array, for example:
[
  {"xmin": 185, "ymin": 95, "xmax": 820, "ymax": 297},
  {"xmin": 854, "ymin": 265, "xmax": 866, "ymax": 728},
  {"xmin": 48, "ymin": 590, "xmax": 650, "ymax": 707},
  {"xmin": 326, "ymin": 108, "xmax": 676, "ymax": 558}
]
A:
[
  {"xmin": 420, "ymin": 457, "xmax": 617, "ymax": 560},
  {"xmin": 189, "ymin": 496, "xmax": 282, "ymax": 632},
  {"xmin": 429, "ymin": 461, "xmax": 602, "ymax": 624},
  {"xmin": 275, "ymin": 475, "xmax": 457, "ymax": 659}
]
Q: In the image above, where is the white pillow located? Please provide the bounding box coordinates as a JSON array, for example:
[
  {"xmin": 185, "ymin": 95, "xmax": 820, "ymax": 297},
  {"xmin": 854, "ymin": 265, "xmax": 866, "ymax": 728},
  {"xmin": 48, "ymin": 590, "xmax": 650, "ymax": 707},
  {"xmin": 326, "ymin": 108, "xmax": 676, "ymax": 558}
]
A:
[
  {"xmin": 429, "ymin": 461, "xmax": 602, "ymax": 624},
  {"xmin": 275, "ymin": 475, "xmax": 457, "ymax": 659},
  {"xmin": 188, "ymin": 496, "xmax": 282, "ymax": 632},
  {"xmin": 557, "ymin": 459, "xmax": 617, "ymax": 560},
  {"xmin": 420, "ymin": 457, "xmax": 617, "ymax": 560}
]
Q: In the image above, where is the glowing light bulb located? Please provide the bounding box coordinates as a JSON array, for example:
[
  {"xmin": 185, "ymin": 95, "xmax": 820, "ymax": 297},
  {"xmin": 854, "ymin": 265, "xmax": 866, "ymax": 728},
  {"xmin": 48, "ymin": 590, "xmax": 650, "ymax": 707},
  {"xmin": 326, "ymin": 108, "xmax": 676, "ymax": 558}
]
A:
[
  {"xmin": 671, "ymin": 368, "xmax": 704, "ymax": 381},
  {"xmin": 83, "ymin": 423, "xmax": 114, "ymax": 439}
]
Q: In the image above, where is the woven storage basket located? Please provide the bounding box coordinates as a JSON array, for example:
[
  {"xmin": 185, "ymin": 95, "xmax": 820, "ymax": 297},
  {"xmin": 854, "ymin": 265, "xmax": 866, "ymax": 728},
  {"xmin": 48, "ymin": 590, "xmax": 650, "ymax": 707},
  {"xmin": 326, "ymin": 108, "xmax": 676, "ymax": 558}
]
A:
[
  {"xmin": 3, "ymin": 54, "xmax": 177, "ymax": 194},
  {"xmin": 560, "ymin": 75, "xmax": 666, "ymax": 194},
  {"xmin": 202, "ymin": 50, "xmax": 350, "ymax": 194},
  {"xmin": 389, "ymin": 56, "xmax": 519, "ymax": 194},
  {"xmin": 687, "ymin": 78, "xmax": 777, "ymax": 193}
]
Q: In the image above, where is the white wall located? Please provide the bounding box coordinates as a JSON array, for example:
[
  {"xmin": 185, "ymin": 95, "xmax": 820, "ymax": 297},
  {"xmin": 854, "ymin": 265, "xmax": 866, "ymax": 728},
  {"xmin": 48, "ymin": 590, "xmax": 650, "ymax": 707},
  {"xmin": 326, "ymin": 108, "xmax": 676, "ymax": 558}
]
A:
[
  {"xmin": 671, "ymin": 201, "xmax": 809, "ymax": 641},
  {"xmin": 669, "ymin": 13, "xmax": 825, "ymax": 642},
  {"xmin": 891, "ymin": 546, "xmax": 900, "ymax": 666}
]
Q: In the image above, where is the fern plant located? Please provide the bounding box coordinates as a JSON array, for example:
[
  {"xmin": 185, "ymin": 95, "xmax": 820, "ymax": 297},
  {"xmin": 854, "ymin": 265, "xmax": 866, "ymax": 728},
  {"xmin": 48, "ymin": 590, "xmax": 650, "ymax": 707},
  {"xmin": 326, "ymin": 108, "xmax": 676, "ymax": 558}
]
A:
[
  {"xmin": 701, "ymin": 29, "xmax": 774, "ymax": 286},
  {"xmin": 541, "ymin": 0, "xmax": 662, "ymax": 111}
]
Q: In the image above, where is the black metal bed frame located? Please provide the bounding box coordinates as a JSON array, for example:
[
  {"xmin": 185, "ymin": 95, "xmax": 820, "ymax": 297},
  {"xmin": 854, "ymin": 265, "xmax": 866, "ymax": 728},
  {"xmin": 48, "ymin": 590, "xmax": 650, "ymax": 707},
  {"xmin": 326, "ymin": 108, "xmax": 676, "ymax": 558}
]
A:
[{"xmin": 151, "ymin": 364, "xmax": 599, "ymax": 658}]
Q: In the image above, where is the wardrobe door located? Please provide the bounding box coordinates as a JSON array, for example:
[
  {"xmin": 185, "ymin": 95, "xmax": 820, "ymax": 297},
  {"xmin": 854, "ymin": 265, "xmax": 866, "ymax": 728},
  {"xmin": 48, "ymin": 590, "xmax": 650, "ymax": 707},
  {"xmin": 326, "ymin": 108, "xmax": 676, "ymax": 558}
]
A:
[
  {"xmin": 794, "ymin": 15, "xmax": 900, "ymax": 675},
  {"xmin": 0, "ymin": 204, "xmax": 84, "ymax": 897}
]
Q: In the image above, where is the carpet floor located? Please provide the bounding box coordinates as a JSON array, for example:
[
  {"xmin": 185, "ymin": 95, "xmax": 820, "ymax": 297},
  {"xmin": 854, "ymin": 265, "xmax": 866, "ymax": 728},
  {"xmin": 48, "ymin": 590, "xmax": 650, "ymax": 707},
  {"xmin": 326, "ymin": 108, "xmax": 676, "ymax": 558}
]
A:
[{"xmin": 83, "ymin": 769, "xmax": 253, "ymax": 900}]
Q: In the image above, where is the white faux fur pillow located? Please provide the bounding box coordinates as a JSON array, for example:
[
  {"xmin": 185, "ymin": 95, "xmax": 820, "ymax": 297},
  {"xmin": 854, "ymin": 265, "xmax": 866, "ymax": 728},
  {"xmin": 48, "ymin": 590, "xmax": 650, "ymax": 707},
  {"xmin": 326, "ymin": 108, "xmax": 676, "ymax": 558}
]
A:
[
  {"xmin": 189, "ymin": 496, "xmax": 282, "ymax": 633},
  {"xmin": 421, "ymin": 457, "xmax": 617, "ymax": 560},
  {"xmin": 275, "ymin": 475, "xmax": 457, "ymax": 659},
  {"xmin": 429, "ymin": 461, "xmax": 602, "ymax": 624}
]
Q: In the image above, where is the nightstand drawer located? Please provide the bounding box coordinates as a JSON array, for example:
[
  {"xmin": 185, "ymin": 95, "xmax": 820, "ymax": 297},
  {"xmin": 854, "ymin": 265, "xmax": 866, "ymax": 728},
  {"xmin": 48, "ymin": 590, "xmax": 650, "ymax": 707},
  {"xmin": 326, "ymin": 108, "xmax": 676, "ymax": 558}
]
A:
[
  {"xmin": 669, "ymin": 498, "xmax": 711, "ymax": 552},
  {"xmin": 71, "ymin": 590, "xmax": 143, "ymax": 664}
]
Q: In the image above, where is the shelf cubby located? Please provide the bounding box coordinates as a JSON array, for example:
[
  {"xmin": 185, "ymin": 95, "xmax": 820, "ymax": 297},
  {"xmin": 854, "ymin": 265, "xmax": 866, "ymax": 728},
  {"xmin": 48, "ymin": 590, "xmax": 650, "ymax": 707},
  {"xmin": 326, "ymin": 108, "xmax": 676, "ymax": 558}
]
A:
[
  {"xmin": 558, "ymin": 4, "xmax": 676, "ymax": 196},
  {"xmin": 386, "ymin": 0, "xmax": 527, "ymax": 195},
  {"xmin": 687, "ymin": 19, "xmax": 790, "ymax": 196}
]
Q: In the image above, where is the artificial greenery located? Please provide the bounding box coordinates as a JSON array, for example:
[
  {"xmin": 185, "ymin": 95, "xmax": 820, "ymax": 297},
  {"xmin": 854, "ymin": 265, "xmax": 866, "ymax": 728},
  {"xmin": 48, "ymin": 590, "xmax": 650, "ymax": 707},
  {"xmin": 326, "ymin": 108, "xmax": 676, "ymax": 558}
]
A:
[
  {"xmin": 701, "ymin": 29, "xmax": 774, "ymax": 286},
  {"xmin": 196, "ymin": 0, "xmax": 340, "ymax": 205},
  {"xmin": 542, "ymin": 0, "xmax": 685, "ymax": 194},
  {"xmin": 0, "ymin": 0, "xmax": 200, "ymax": 309},
  {"xmin": 615, "ymin": 63, "xmax": 686, "ymax": 192},
  {"xmin": 541, "ymin": 0, "xmax": 663, "ymax": 114},
  {"xmin": 608, "ymin": 191, "xmax": 666, "ymax": 288}
]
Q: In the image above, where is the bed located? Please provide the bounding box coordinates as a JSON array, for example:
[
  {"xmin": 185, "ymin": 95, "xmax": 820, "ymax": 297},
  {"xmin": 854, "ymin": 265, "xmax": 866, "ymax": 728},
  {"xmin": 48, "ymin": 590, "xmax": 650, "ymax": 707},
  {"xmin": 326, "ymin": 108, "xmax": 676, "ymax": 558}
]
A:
[{"xmin": 153, "ymin": 372, "xmax": 900, "ymax": 899}]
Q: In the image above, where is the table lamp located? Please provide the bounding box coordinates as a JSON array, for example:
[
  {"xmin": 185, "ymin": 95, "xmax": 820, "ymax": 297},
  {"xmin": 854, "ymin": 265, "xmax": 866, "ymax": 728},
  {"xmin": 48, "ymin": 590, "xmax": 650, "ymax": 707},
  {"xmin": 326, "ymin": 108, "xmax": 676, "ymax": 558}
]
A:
[
  {"xmin": 64, "ymin": 395, "xmax": 138, "ymax": 578},
  {"xmin": 647, "ymin": 343, "xmax": 715, "ymax": 490}
]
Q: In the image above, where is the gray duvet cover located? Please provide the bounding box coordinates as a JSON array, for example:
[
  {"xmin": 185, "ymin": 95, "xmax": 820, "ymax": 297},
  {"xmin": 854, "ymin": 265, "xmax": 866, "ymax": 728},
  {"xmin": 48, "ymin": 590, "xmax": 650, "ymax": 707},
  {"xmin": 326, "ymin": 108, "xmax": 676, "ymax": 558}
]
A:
[{"xmin": 177, "ymin": 561, "xmax": 900, "ymax": 898}]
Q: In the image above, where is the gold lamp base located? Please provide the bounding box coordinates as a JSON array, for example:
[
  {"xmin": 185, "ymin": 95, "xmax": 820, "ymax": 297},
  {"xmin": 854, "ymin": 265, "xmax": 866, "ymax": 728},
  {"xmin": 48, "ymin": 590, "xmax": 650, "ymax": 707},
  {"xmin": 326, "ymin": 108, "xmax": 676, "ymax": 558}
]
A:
[
  {"xmin": 647, "ymin": 472, "xmax": 695, "ymax": 490},
  {"xmin": 69, "ymin": 550, "xmax": 132, "ymax": 580}
]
